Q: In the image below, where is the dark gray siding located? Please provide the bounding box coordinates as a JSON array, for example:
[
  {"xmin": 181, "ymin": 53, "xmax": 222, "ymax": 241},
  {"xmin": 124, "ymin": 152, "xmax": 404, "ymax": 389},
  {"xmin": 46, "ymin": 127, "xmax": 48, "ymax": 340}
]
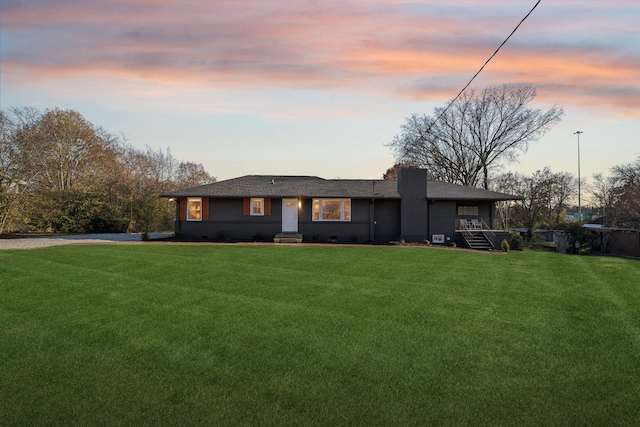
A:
[
  {"xmin": 429, "ymin": 201, "xmax": 456, "ymax": 244},
  {"xmin": 298, "ymin": 198, "xmax": 374, "ymax": 243},
  {"xmin": 178, "ymin": 198, "xmax": 281, "ymax": 241},
  {"xmin": 298, "ymin": 198, "xmax": 401, "ymax": 243},
  {"xmin": 177, "ymin": 197, "xmax": 401, "ymax": 243},
  {"xmin": 373, "ymin": 199, "xmax": 401, "ymax": 243}
]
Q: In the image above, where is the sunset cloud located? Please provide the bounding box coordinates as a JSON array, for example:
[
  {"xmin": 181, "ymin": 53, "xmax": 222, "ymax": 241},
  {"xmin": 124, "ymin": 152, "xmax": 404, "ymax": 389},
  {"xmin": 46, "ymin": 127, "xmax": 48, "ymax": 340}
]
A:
[
  {"xmin": 4, "ymin": 0, "xmax": 638, "ymax": 117},
  {"xmin": 2, "ymin": 0, "xmax": 639, "ymax": 181},
  {"xmin": 2, "ymin": 0, "xmax": 640, "ymax": 113}
]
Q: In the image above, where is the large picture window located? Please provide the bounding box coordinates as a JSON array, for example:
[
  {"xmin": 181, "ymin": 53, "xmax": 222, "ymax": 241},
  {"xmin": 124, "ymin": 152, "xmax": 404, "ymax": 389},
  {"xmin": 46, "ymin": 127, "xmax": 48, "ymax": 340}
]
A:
[
  {"xmin": 312, "ymin": 199, "xmax": 351, "ymax": 221},
  {"xmin": 187, "ymin": 197, "xmax": 202, "ymax": 221}
]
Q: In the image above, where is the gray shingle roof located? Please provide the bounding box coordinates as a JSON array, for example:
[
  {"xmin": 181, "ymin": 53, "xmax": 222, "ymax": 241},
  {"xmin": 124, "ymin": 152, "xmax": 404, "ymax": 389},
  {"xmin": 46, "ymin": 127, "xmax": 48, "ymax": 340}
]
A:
[
  {"xmin": 426, "ymin": 181, "xmax": 520, "ymax": 201},
  {"xmin": 161, "ymin": 175, "xmax": 520, "ymax": 201}
]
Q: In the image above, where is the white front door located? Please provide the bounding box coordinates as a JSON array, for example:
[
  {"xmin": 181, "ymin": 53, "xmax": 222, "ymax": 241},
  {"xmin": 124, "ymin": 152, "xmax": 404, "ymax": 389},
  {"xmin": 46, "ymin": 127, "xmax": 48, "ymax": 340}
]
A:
[{"xmin": 282, "ymin": 198, "xmax": 298, "ymax": 232}]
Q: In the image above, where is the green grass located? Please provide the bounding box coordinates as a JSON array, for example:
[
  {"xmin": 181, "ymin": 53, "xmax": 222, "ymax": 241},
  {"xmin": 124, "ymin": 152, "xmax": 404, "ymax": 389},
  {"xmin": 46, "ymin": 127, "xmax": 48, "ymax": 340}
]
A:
[{"xmin": 1, "ymin": 245, "xmax": 639, "ymax": 426}]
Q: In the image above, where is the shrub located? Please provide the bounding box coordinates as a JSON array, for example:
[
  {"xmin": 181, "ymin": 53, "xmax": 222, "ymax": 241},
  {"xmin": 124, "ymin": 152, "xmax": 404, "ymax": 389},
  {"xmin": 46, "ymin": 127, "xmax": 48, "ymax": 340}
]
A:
[
  {"xmin": 508, "ymin": 231, "xmax": 523, "ymax": 251},
  {"xmin": 501, "ymin": 239, "xmax": 510, "ymax": 252},
  {"xmin": 561, "ymin": 223, "xmax": 593, "ymax": 254}
]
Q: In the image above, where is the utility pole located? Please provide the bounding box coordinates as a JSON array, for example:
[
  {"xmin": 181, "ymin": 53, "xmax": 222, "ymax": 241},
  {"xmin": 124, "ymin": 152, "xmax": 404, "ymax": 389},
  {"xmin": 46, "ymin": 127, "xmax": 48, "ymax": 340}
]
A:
[{"xmin": 574, "ymin": 131, "xmax": 583, "ymax": 221}]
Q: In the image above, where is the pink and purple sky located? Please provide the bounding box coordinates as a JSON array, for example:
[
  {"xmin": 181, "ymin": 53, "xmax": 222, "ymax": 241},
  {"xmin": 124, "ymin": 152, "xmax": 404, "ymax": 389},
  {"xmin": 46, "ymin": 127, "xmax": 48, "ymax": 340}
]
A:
[{"xmin": 2, "ymin": 0, "xmax": 638, "ymax": 182}]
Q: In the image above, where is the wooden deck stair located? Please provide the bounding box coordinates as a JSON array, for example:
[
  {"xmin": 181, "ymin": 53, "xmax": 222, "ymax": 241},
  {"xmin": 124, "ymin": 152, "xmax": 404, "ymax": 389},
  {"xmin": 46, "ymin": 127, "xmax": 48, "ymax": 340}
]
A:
[
  {"xmin": 462, "ymin": 230, "xmax": 495, "ymax": 250},
  {"xmin": 273, "ymin": 233, "xmax": 303, "ymax": 243}
]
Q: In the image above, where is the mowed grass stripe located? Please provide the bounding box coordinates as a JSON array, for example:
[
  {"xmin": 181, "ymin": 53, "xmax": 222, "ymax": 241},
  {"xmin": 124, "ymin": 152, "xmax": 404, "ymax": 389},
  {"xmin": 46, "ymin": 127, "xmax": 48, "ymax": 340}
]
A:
[{"xmin": 1, "ymin": 245, "xmax": 639, "ymax": 425}]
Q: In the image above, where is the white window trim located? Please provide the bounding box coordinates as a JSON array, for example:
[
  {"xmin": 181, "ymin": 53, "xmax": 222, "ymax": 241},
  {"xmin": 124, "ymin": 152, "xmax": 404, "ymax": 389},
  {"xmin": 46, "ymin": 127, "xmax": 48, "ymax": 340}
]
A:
[
  {"xmin": 312, "ymin": 198, "xmax": 351, "ymax": 222},
  {"xmin": 250, "ymin": 198, "xmax": 264, "ymax": 216},
  {"xmin": 187, "ymin": 197, "xmax": 203, "ymax": 221}
]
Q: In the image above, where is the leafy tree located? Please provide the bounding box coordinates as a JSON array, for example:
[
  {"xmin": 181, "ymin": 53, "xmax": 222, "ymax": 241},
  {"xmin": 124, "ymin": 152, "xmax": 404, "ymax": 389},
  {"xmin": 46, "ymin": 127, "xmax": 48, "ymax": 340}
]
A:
[
  {"xmin": 562, "ymin": 222, "xmax": 594, "ymax": 254},
  {"xmin": 382, "ymin": 163, "xmax": 413, "ymax": 180},
  {"xmin": 28, "ymin": 108, "xmax": 116, "ymax": 192},
  {"xmin": 0, "ymin": 106, "xmax": 215, "ymax": 234},
  {"xmin": 0, "ymin": 108, "xmax": 41, "ymax": 233},
  {"xmin": 29, "ymin": 190, "xmax": 122, "ymax": 233},
  {"xmin": 390, "ymin": 84, "xmax": 564, "ymax": 189}
]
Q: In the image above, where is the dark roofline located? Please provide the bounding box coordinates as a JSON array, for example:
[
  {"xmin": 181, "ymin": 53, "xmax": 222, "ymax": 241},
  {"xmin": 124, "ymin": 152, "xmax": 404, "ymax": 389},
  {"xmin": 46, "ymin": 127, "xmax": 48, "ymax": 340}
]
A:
[{"xmin": 161, "ymin": 174, "xmax": 522, "ymax": 201}]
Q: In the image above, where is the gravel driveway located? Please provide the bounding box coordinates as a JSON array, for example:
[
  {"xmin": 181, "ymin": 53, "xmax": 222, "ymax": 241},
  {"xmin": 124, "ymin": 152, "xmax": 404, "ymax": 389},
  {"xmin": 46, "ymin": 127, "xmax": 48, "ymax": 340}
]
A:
[{"xmin": 0, "ymin": 233, "xmax": 173, "ymax": 250}]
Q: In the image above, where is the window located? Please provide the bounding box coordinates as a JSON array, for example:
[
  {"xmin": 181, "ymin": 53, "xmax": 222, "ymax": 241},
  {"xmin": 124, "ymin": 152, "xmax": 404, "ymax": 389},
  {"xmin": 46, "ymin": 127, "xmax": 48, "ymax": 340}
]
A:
[
  {"xmin": 243, "ymin": 198, "xmax": 271, "ymax": 216},
  {"xmin": 457, "ymin": 205, "xmax": 478, "ymax": 216},
  {"xmin": 312, "ymin": 199, "xmax": 351, "ymax": 221},
  {"xmin": 251, "ymin": 198, "xmax": 264, "ymax": 216},
  {"xmin": 187, "ymin": 198, "xmax": 202, "ymax": 221}
]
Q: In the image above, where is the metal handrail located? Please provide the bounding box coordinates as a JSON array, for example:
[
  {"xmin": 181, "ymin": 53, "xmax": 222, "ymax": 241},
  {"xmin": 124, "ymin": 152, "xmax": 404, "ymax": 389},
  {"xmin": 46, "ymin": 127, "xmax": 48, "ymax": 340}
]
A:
[
  {"xmin": 456, "ymin": 217, "xmax": 504, "ymax": 231},
  {"xmin": 480, "ymin": 218, "xmax": 496, "ymax": 239}
]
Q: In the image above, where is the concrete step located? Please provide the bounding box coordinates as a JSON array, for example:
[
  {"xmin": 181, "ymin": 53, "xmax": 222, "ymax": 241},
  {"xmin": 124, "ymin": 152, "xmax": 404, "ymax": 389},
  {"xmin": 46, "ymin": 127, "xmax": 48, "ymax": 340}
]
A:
[{"xmin": 273, "ymin": 233, "xmax": 303, "ymax": 243}]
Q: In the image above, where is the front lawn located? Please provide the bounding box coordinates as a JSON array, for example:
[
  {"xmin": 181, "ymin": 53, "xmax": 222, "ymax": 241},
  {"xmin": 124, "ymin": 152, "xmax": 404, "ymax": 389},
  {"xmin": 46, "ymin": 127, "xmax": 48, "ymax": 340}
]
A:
[{"xmin": 1, "ymin": 245, "xmax": 639, "ymax": 425}]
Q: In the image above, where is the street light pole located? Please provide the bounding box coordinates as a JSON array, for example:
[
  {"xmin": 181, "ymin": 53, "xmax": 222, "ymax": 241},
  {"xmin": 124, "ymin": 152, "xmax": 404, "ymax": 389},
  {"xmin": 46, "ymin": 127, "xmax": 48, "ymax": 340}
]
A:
[{"xmin": 574, "ymin": 131, "xmax": 583, "ymax": 221}]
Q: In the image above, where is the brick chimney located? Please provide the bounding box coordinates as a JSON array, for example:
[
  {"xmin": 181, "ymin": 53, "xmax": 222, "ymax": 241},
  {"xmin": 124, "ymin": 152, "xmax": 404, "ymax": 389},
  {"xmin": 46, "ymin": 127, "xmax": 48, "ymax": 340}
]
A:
[{"xmin": 397, "ymin": 168, "xmax": 428, "ymax": 242}]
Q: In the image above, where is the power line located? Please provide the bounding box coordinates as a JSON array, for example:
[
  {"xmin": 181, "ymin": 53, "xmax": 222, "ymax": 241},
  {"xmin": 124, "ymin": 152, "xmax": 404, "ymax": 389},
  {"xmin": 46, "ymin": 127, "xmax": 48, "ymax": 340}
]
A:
[{"xmin": 427, "ymin": 0, "xmax": 541, "ymax": 131}]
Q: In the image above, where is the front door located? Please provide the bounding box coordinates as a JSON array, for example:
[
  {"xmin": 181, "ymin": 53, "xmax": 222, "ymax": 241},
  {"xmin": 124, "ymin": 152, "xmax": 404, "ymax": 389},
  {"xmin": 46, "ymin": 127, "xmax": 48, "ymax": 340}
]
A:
[{"xmin": 282, "ymin": 198, "xmax": 298, "ymax": 233}]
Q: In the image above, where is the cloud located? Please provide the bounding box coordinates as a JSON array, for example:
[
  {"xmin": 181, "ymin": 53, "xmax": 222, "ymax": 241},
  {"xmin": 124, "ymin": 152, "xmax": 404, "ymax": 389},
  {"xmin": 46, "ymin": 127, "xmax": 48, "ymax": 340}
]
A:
[{"xmin": 2, "ymin": 1, "xmax": 639, "ymax": 117}]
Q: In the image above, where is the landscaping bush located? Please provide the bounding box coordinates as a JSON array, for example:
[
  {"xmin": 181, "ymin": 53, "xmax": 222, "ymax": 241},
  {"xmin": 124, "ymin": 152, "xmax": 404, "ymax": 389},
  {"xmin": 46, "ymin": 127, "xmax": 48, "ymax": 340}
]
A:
[
  {"xmin": 508, "ymin": 231, "xmax": 523, "ymax": 251},
  {"xmin": 561, "ymin": 223, "xmax": 594, "ymax": 254}
]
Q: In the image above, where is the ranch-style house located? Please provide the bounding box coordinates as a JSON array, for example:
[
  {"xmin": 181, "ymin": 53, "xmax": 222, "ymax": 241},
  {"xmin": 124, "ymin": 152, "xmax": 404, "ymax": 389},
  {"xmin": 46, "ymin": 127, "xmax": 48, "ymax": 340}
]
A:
[{"xmin": 161, "ymin": 168, "xmax": 521, "ymax": 249}]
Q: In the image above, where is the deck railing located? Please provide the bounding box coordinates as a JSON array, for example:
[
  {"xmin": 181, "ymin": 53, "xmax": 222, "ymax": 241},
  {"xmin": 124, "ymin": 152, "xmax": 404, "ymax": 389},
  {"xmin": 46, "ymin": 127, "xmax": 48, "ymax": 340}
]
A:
[{"xmin": 456, "ymin": 217, "xmax": 505, "ymax": 231}]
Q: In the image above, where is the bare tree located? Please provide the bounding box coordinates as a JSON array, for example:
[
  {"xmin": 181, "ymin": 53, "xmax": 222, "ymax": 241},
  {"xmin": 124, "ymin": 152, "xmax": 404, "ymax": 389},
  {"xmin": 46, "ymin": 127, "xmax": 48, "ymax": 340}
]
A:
[
  {"xmin": 589, "ymin": 173, "xmax": 617, "ymax": 226},
  {"xmin": 546, "ymin": 171, "xmax": 576, "ymax": 227},
  {"xmin": 494, "ymin": 171, "xmax": 544, "ymax": 238},
  {"xmin": 390, "ymin": 84, "xmax": 564, "ymax": 189},
  {"xmin": 609, "ymin": 157, "xmax": 640, "ymax": 227},
  {"xmin": 176, "ymin": 162, "xmax": 216, "ymax": 188},
  {"xmin": 494, "ymin": 167, "xmax": 575, "ymax": 237}
]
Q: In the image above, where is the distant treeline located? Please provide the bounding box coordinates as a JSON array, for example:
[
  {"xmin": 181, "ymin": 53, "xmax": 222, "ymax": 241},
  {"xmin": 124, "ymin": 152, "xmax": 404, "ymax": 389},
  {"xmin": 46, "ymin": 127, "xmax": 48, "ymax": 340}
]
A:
[{"xmin": 1, "ymin": 107, "xmax": 215, "ymax": 234}]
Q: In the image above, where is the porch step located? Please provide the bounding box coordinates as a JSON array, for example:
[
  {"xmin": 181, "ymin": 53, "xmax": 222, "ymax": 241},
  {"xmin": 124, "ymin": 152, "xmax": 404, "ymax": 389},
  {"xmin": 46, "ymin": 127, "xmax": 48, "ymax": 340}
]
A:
[
  {"xmin": 273, "ymin": 233, "xmax": 303, "ymax": 243},
  {"xmin": 462, "ymin": 231, "xmax": 495, "ymax": 250}
]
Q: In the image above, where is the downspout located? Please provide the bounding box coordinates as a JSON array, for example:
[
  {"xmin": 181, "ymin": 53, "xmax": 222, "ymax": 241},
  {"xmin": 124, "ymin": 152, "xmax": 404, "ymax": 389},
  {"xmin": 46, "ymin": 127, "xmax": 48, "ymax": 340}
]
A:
[
  {"xmin": 369, "ymin": 198, "xmax": 375, "ymax": 243},
  {"xmin": 425, "ymin": 176, "xmax": 429, "ymax": 243},
  {"xmin": 370, "ymin": 180, "xmax": 376, "ymax": 243},
  {"xmin": 426, "ymin": 199, "xmax": 430, "ymax": 244},
  {"xmin": 175, "ymin": 198, "xmax": 180, "ymax": 235}
]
